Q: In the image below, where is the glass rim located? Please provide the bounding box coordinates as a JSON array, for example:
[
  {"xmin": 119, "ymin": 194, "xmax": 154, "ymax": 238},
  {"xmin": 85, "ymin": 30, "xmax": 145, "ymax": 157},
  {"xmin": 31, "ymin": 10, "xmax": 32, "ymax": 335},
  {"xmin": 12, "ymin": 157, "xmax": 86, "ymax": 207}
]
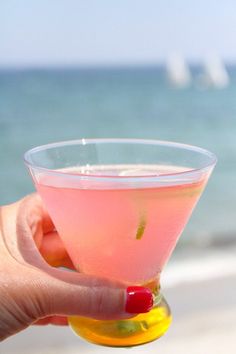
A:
[{"xmin": 24, "ymin": 138, "xmax": 217, "ymax": 181}]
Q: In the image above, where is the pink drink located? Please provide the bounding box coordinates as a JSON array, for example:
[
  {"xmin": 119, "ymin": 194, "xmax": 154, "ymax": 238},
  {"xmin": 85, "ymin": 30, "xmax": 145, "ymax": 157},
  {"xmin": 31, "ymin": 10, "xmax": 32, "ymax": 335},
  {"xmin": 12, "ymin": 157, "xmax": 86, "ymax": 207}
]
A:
[
  {"xmin": 36, "ymin": 165, "xmax": 207, "ymax": 285},
  {"xmin": 25, "ymin": 139, "xmax": 216, "ymax": 347}
]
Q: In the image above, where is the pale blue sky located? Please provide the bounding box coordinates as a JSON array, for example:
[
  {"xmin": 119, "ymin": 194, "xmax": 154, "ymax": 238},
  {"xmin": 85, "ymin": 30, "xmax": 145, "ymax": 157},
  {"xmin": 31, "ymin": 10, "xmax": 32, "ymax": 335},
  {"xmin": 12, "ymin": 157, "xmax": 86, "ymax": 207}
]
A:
[{"xmin": 0, "ymin": 0, "xmax": 236, "ymax": 67}]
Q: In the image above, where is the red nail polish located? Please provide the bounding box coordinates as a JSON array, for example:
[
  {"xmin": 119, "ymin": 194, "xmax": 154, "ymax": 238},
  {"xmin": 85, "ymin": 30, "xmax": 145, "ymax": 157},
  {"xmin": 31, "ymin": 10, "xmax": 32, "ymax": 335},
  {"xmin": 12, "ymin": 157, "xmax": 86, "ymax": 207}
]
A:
[{"xmin": 125, "ymin": 286, "xmax": 153, "ymax": 314}]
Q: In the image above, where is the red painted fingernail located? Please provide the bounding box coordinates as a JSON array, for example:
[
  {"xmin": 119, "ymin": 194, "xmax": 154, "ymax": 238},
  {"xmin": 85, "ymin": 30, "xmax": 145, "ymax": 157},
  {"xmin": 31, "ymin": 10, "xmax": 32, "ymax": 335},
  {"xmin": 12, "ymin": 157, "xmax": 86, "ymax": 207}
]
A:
[{"xmin": 125, "ymin": 286, "xmax": 153, "ymax": 314}]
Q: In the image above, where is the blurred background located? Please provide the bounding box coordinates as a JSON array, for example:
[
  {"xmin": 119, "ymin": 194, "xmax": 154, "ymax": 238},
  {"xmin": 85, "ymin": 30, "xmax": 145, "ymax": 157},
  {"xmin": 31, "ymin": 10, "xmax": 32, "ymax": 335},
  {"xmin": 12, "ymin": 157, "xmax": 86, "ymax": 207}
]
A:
[{"xmin": 0, "ymin": 1, "xmax": 236, "ymax": 353}]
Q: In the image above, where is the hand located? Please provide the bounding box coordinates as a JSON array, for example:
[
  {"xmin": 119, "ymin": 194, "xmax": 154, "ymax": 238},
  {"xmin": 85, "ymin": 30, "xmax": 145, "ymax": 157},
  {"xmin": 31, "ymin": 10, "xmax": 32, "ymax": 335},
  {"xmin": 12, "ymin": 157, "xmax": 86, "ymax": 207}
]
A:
[{"xmin": 0, "ymin": 194, "xmax": 153, "ymax": 341}]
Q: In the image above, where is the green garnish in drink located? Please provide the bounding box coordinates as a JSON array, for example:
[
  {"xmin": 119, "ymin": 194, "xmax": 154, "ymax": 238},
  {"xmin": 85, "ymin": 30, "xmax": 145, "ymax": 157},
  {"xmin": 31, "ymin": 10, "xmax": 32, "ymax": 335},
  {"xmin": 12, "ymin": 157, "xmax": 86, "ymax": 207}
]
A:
[
  {"xmin": 136, "ymin": 213, "xmax": 146, "ymax": 240},
  {"xmin": 117, "ymin": 320, "xmax": 142, "ymax": 335}
]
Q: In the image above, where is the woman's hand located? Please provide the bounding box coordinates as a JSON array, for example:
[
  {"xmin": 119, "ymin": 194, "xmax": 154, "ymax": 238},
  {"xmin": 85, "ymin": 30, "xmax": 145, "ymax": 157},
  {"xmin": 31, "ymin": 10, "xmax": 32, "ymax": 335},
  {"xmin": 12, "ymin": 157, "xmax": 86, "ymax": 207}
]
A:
[{"xmin": 0, "ymin": 194, "xmax": 153, "ymax": 341}]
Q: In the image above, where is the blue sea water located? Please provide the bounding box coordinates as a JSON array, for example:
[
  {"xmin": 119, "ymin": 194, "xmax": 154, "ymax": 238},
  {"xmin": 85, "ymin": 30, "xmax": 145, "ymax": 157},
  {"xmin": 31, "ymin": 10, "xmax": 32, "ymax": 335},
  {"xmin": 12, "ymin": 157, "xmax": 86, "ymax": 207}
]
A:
[{"xmin": 0, "ymin": 66, "xmax": 236, "ymax": 245}]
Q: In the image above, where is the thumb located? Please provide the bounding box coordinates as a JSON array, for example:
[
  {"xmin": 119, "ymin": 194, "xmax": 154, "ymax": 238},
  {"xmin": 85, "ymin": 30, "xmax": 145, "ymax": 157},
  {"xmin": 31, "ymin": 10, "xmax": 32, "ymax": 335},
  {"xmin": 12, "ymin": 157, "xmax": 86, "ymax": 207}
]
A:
[{"xmin": 38, "ymin": 273, "xmax": 153, "ymax": 321}]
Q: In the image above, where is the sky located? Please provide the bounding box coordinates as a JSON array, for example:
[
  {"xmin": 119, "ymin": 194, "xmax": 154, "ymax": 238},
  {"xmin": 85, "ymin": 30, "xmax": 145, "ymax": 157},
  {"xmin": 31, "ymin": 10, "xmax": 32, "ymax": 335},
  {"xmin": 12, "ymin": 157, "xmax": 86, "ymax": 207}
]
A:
[{"xmin": 0, "ymin": 0, "xmax": 236, "ymax": 67}]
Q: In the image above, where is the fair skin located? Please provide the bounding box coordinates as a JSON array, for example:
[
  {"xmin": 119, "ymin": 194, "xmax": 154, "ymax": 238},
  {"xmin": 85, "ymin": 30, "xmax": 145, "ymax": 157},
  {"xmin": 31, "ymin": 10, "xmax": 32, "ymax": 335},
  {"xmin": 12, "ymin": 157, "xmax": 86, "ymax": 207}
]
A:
[{"xmin": 0, "ymin": 194, "xmax": 130, "ymax": 341}]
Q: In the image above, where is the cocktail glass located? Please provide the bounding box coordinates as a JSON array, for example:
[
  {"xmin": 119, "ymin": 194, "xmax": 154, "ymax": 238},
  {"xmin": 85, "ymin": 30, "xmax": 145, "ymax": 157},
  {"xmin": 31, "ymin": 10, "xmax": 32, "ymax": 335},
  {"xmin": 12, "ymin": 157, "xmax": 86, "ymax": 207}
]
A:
[{"xmin": 24, "ymin": 139, "xmax": 216, "ymax": 347}]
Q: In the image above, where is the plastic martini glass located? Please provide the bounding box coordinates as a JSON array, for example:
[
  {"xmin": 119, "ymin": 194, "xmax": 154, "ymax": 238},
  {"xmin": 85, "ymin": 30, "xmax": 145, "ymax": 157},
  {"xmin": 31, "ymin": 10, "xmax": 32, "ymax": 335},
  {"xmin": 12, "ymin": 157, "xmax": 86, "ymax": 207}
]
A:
[{"xmin": 24, "ymin": 139, "xmax": 216, "ymax": 347}]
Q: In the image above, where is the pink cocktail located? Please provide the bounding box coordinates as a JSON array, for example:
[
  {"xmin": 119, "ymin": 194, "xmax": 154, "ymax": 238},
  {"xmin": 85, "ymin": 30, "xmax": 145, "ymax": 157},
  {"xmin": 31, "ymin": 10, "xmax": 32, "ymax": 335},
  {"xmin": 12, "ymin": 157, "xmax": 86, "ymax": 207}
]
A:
[{"xmin": 24, "ymin": 139, "xmax": 216, "ymax": 347}]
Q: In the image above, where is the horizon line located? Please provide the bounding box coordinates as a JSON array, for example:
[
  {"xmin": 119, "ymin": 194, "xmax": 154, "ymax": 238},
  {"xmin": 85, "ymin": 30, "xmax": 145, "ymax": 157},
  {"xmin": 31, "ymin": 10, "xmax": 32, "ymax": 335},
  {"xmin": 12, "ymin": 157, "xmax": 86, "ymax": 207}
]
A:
[{"xmin": 1, "ymin": 60, "xmax": 236, "ymax": 71}]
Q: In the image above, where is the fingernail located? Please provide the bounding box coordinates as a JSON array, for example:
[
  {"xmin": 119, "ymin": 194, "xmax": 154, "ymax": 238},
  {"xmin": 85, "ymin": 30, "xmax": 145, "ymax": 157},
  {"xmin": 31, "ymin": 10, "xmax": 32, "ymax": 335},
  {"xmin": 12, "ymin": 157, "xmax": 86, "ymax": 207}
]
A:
[{"xmin": 125, "ymin": 286, "xmax": 153, "ymax": 314}]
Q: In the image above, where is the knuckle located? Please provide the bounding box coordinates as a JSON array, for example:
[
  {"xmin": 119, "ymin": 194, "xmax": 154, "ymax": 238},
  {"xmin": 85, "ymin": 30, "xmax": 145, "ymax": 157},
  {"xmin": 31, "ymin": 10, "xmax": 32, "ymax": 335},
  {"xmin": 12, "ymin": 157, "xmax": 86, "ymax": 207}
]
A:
[{"xmin": 88, "ymin": 287, "xmax": 123, "ymax": 319}]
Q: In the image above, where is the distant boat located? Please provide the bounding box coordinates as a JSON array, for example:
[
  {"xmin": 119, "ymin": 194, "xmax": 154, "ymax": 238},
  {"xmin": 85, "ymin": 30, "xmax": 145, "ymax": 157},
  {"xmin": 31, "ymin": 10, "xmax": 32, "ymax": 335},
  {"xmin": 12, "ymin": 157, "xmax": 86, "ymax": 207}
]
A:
[
  {"xmin": 166, "ymin": 54, "xmax": 192, "ymax": 88},
  {"xmin": 199, "ymin": 55, "xmax": 230, "ymax": 89}
]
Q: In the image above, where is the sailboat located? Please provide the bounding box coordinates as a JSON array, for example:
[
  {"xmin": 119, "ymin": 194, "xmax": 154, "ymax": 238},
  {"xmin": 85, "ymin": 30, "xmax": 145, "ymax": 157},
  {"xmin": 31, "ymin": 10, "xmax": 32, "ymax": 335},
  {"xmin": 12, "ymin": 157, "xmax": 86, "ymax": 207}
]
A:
[
  {"xmin": 166, "ymin": 54, "xmax": 192, "ymax": 88},
  {"xmin": 200, "ymin": 55, "xmax": 230, "ymax": 89}
]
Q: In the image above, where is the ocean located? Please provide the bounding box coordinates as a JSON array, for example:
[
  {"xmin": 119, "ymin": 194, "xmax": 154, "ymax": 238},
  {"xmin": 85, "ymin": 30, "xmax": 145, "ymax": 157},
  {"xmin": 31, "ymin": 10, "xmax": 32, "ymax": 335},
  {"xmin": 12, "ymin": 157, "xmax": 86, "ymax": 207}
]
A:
[{"xmin": 1, "ymin": 66, "xmax": 236, "ymax": 249}]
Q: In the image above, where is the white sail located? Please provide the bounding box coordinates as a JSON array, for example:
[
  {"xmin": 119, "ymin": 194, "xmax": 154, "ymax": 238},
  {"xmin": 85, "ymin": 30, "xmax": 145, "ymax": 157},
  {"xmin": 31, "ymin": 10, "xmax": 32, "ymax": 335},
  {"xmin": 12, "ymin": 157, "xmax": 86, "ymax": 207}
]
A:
[
  {"xmin": 166, "ymin": 54, "xmax": 191, "ymax": 88},
  {"xmin": 201, "ymin": 55, "xmax": 230, "ymax": 89}
]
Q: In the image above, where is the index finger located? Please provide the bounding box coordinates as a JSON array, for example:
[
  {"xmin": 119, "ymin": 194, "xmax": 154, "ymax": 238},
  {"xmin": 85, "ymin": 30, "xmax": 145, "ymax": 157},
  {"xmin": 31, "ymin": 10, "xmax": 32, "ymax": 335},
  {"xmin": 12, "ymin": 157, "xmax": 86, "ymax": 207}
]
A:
[{"xmin": 40, "ymin": 199, "xmax": 55, "ymax": 234}]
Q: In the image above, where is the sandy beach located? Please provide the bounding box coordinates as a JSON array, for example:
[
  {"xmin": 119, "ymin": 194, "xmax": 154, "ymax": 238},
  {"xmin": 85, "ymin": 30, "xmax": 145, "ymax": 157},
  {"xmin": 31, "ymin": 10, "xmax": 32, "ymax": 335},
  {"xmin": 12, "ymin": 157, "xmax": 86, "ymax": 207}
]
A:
[{"xmin": 1, "ymin": 272, "xmax": 236, "ymax": 354}]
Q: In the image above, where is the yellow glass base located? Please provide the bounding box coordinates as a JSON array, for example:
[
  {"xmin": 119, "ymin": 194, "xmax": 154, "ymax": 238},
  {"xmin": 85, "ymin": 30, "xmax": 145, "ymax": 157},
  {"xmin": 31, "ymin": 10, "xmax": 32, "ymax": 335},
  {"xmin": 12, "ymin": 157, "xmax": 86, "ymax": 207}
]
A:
[{"xmin": 69, "ymin": 296, "xmax": 172, "ymax": 347}]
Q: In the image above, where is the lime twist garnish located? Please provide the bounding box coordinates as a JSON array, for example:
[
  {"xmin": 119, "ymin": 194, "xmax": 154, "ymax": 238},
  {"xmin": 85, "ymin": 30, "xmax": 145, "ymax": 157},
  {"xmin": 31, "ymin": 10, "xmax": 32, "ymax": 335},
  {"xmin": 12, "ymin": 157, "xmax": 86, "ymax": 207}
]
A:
[{"xmin": 136, "ymin": 213, "xmax": 146, "ymax": 240}]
